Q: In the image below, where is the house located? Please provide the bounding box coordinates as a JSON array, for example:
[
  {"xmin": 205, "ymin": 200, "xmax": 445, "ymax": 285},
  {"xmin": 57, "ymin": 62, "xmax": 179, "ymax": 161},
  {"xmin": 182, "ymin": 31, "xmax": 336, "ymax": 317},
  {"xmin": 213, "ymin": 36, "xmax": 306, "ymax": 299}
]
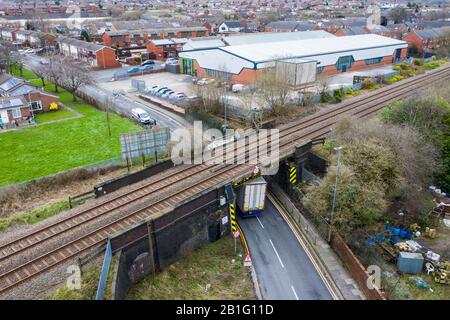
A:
[
  {"xmin": 102, "ymin": 27, "xmax": 208, "ymax": 49},
  {"xmin": 56, "ymin": 37, "xmax": 121, "ymax": 69},
  {"xmin": 14, "ymin": 30, "xmax": 57, "ymax": 48},
  {"xmin": 403, "ymin": 27, "xmax": 450, "ymax": 54},
  {"xmin": 264, "ymin": 21, "xmax": 317, "ymax": 32},
  {"xmin": 0, "ymin": 90, "xmax": 58, "ymax": 126},
  {"xmin": 146, "ymin": 39, "xmax": 177, "ymax": 60},
  {"xmin": 0, "ymin": 27, "xmax": 18, "ymax": 42},
  {"xmin": 0, "ymin": 96, "xmax": 32, "ymax": 125},
  {"xmin": 335, "ymin": 27, "xmax": 368, "ymax": 37},
  {"xmin": 0, "ymin": 74, "xmax": 35, "ymax": 97},
  {"xmin": 218, "ymin": 21, "xmax": 245, "ymax": 33}
]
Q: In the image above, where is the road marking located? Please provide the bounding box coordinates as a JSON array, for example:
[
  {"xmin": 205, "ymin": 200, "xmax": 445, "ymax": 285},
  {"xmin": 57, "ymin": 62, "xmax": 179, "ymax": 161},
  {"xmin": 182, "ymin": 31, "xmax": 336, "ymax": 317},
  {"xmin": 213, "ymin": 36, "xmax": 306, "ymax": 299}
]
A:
[
  {"xmin": 269, "ymin": 239, "xmax": 284, "ymax": 268},
  {"xmin": 291, "ymin": 285, "xmax": 299, "ymax": 300},
  {"xmin": 256, "ymin": 216, "xmax": 265, "ymax": 229}
]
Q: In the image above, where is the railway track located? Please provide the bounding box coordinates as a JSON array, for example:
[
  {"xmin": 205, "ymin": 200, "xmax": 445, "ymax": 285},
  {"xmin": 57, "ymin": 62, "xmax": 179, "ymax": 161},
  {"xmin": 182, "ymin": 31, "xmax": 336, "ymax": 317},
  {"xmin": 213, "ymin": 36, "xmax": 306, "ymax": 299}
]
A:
[{"xmin": 0, "ymin": 64, "xmax": 449, "ymax": 296}]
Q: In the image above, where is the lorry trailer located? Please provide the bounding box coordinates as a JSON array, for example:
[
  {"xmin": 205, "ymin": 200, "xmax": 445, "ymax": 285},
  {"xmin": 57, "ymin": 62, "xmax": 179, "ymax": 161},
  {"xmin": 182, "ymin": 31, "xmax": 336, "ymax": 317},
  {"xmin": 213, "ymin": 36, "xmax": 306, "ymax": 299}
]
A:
[{"xmin": 236, "ymin": 176, "xmax": 267, "ymax": 217}]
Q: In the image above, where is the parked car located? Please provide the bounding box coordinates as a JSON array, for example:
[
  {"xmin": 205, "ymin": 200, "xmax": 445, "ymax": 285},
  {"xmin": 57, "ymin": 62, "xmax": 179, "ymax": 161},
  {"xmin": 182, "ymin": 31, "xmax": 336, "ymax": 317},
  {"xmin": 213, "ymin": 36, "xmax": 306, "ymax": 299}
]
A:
[
  {"xmin": 154, "ymin": 87, "xmax": 169, "ymax": 96},
  {"xmin": 141, "ymin": 60, "xmax": 155, "ymax": 67},
  {"xmin": 131, "ymin": 108, "xmax": 156, "ymax": 126},
  {"xmin": 165, "ymin": 58, "xmax": 178, "ymax": 65},
  {"xmin": 127, "ymin": 67, "xmax": 140, "ymax": 73},
  {"xmin": 157, "ymin": 88, "xmax": 172, "ymax": 97},
  {"xmin": 24, "ymin": 48, "xmax": 35, "ymax": 54},
  {"xmin": 39, "ymin": 59, "xmax": 49, "ymax": 65},
  {"xmin": 145, "ymin": 85, "xmax": 158, "ymax": 94},
  {"xmin": 151, "ymin": 86, "xmax": 165, "ymax": 95},
  {"xmin": 161, "ymin": 90, "xmax": 175, "ymax": 99},
  {"xmin": 142, "ymin": 64, "xmax": 154, "ymax": 71}
]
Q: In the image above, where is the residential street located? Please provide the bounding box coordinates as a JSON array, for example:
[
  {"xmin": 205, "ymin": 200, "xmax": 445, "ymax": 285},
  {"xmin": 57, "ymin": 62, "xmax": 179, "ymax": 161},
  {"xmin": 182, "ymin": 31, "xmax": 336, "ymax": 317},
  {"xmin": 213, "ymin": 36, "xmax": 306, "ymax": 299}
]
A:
[
  {"xmin": 238, "ymin": 199, "xmax": 333, "ymax": 300},
  {"xmin": 24, "ymin": 53, "xmax": 190, "ymax": 131}
]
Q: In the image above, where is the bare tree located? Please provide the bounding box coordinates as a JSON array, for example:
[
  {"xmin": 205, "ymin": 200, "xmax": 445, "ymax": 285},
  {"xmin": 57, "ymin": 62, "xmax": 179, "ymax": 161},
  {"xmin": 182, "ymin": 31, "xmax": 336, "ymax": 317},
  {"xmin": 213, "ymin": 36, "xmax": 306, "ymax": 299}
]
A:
[
  {"xmin": 45, "ymin": 54, "xmax": 65, "ymax": 92},
  {"xmin": 34, "ymin": 63, "xmax": 47, "ymax": 87},
  {"xmin": 0, "ymin": 40, "xmax": 20, "ymax": 74},
  {"xmin": 61, "ymin": 60, "xmax": 93, "ymax": 102},
  {"xmin": 255, "ymin": 67, "xmax": 290, "ymax": 115}
]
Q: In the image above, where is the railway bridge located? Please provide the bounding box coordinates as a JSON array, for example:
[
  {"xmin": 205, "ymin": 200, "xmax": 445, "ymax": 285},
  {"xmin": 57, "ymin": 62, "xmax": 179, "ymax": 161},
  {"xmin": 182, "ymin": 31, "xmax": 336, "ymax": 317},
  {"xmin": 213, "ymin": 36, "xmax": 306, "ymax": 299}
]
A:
[{"xmin": 0, "ymin": 65, "xmax": 449, "ymax": 298}]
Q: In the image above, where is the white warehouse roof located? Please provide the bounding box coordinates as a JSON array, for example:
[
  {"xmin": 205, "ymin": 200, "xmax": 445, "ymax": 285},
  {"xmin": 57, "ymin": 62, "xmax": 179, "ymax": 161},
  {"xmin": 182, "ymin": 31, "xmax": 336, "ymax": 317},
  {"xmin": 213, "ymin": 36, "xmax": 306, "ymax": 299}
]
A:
[
  {"xmin": 222, "ymin": 34, "xmax": 407, "ymax": 64},
  {"xmin": 179, "ymin": 34, "xmax": 407, "ymax": 75},
  {"xmin": 222, "ymin": 30, "xmax": 335, "ymax": 46}
]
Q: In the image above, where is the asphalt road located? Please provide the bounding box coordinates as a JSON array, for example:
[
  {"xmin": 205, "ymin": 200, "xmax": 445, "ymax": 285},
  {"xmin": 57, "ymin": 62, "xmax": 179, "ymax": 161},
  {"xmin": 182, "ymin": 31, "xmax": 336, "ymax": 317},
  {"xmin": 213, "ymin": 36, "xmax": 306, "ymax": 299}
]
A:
[
  {"xmin": 238, "ymin": 199, "xmax": 333, "ymax": 300},
  {"xmin": 23, "ymin": 53, "xmax": 189, "ymax": 131}
]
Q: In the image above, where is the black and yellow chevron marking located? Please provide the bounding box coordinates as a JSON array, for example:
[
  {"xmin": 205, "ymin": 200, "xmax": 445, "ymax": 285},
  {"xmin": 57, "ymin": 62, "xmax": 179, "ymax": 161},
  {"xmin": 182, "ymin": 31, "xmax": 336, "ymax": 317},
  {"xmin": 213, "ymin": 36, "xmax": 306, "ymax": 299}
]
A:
[
  {"xmin": 230, "ymin": 202, "xmax": 237, "ymax": 232},
  {"xmin": 289, "ymin": 166, "xmax": 297, "ymax": 185}
]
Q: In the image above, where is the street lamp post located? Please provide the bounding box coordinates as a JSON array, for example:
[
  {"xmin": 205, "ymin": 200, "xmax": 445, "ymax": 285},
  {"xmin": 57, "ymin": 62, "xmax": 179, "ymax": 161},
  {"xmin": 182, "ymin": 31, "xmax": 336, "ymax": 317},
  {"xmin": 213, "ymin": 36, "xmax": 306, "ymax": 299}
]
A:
[{"xmin": 327, "ymin": 146, "xmax": 343, "ymax": 243}]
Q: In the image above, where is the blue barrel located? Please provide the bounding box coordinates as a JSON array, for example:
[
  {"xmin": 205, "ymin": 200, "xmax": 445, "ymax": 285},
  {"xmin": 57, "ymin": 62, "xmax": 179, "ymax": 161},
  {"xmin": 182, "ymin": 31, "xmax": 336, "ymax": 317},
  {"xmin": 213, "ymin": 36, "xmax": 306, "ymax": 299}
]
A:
[
  {"xmin": 390, "ymin": 235, "xmax": 398, "ymax": 245},
  {"xmin": 393, "ymin": 227, "xmax": 400, "ymax": 236},
  {"xmin": 400, "ymin": 229, "xmax": 407, "ymax": 238},
  {"xmin": 367, "ymin": 236, "xmax": 376, "ymax": 246},
  {"xmin": 406, "ymin": 230, "xmax": 413, "ymax": 240}
]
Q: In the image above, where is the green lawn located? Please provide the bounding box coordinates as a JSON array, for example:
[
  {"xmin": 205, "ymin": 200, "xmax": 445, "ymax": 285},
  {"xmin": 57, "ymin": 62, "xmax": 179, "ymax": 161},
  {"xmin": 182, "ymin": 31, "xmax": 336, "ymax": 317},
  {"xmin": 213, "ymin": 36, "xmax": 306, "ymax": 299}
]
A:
[
  {"xmin": 35, "ymin": 108, "xmax": 76, "ymax": 123},
  {"xmin": 0, "ymin": 68, "xmax": 141, "ymax": 186}
]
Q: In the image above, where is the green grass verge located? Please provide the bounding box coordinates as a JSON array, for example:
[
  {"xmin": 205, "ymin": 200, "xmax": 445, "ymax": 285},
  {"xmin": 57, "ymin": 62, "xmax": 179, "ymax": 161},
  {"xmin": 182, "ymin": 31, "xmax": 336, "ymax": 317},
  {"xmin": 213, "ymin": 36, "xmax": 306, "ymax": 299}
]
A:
[
  {"xmin": 127, "ymin": 237, "xmax": 255, "ymax": 300},
  {"xmin": 389, "ymin": 274, "xmax": 450, "ymax": 300},
  {"xmin": 35, "ymin": 108, "xmax": 76, "ymax": 123},
  {"xmin": 0, "ymin": 68, "xmax": 141, "ymax": 186},
  {"xmin": 0, "ymin": 199, "xmax": 69, "ymax": 232}
]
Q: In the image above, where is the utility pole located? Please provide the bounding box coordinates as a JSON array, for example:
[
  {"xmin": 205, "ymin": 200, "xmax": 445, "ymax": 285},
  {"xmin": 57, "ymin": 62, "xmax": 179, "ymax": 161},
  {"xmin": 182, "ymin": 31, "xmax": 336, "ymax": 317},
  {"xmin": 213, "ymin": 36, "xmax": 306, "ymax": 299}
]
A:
[{"xmin": 327, "ymin": 146, "xmax": 343, "ymax": 243}]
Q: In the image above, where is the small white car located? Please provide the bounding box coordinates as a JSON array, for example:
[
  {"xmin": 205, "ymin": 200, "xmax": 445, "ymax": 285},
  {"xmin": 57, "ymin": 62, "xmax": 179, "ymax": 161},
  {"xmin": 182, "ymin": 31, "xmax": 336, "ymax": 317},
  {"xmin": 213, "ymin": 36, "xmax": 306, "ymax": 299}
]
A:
[
  {"xmin": 131, "ymin": 108, "xmax": 156, "ymax": 126},
  {"xmin": 165, "ymin": 58, "xmax": 178, "ymax": 65}
]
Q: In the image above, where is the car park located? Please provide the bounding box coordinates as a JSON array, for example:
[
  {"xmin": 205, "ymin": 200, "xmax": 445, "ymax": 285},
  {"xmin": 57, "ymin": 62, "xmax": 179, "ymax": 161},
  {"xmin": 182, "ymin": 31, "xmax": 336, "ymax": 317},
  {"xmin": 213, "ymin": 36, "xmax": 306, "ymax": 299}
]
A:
[
  {"xmin": 131, "ymin": 108, "xmax": 156, "ymax": 126},
  {"xmin": 145, "ymin": 85, "xmax": 158, "ymax": 94},
  {"xmin": 142, "ymin": 64, "xmax": 154, "ymax": 71}
]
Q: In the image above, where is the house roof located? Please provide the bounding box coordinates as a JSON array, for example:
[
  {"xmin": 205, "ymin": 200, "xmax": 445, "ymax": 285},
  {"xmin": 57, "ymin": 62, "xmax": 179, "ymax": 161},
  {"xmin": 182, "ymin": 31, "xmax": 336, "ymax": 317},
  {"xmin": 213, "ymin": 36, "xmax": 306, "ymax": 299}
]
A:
[
  {"xmin": 150, "ymin": 39, "xmax": 174, "ymax": 46},
  {"xmin": 414, "ymin": 27, "xmax": 450, "ymax": 40},
  {"xmin": 221, "ymin": 21, "xmax": 242, "ymax": 28},
  {"xmin": 57, "ymin": 37, "xmax": 106, "ymax": 52},
  {"xmin": 338, "ymin": 27, "xmax": 368, "ymax": 36},
  {"xmin": 0, "ymin": 96, "xmax": 26, "ymax": 110}
]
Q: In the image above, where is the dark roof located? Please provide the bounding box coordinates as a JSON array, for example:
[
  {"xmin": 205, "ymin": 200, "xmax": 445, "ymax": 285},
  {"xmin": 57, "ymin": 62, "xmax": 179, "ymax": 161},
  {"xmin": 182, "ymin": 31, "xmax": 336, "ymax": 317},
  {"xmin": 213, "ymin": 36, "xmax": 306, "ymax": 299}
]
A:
[
  {"xmin": 339, "ymin": 26, "xmax": 368, "ymax": 36},
  {"xmin": 414, "ymin": 27, "xmax": 450, "ymax": 40},
  {"xmin": 57, "ymin": 37, "xmax": 106, "ymax": 52},
  {"xmin": 266, "ymin": 21, "xmax": 316, "ymax": 31},
  {"xmin": 221, "ymin": 20, "xmax": 242, "ymax": 28}
]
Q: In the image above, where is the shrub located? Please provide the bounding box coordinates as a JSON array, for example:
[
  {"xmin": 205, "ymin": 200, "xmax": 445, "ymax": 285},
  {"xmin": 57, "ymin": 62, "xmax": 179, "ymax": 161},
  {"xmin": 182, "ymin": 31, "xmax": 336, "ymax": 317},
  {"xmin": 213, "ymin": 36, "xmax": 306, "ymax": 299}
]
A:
[
  {"xmin": 413, "ymin": 58, "xmax": 424, "ymax": 66},
  {"xmin": 320, "ymin": 90, "xmax": 332, "ymax": 103},
  {"xmin": 345, "ymin": 87, "xmax": 356, "ymax": 96},
  {"xmin": 387, "ymin": 74, "xmax": 404, "ymax": 83},
  {"xmin": 361, "ymin": 78, "xmax": 376, "ymax": 90},
  {"xmin": 393, "ymin": 65, "xmax": 401, "ymax": 71},
  {"xmin": 49, "ymin": 102, "xmax": 58, "ymax": 111},
  {"xmin": 134, "ymin": 56, "xmax": 142, "ymax": 63},
  {"xmin": 333, "ymin": 88, "xmax": 344, "ymax": 102},
  {"xmin": 399, "ymin": 63, "xmax": 409, "ymax": 70}
]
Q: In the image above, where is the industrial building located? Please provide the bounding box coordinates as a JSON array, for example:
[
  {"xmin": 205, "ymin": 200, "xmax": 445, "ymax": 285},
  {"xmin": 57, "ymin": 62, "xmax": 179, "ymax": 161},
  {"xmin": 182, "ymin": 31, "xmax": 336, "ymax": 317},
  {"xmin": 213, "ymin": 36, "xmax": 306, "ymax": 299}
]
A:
[{"xmin": 178, "ymin": 34, "xmax": 408, "ymax": 85}]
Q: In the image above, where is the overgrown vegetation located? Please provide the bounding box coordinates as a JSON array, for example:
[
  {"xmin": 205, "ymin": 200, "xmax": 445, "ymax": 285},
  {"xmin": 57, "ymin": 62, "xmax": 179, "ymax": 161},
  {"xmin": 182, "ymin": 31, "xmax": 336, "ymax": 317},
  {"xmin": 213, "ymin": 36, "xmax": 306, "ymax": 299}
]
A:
[{"xmin": 127, "ymin": 237, "xmax": 255, "ymax": 300}]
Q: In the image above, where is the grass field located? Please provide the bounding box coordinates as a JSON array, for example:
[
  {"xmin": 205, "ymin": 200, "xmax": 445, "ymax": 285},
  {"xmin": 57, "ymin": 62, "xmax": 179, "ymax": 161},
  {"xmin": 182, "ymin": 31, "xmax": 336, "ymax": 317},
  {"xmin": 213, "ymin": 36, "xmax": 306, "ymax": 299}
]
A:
[
  {"xmin": 35, "ymin": 108, "xmax": 76, "ymax": 123},
  {"xmin": 0, "ymin": 68, "xmax": 141, "ymax": 186}
]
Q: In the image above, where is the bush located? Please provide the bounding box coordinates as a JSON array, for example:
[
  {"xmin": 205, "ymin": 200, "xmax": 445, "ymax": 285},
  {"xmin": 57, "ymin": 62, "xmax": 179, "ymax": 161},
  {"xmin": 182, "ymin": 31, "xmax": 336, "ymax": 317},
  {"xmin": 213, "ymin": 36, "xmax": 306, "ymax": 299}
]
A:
[
  {"xmin": 424, "ymin": 60, "xmax": 447, "ymax": 70},
  {"xmin": 134, "ymin": 56, "xmax": 142, "ymax": 63},
  {"xmin": 345, "ymin": 87, "xmax": 356, "ymax": 96},
  {"xmin": 393, "ymin": 65, "xmax": 401, "ymax": 71},
  {"xmin": 333, "ymin": 88, "xmax": 344, "ymax": 102},
  {"xmin": 361, "ymin": 78, "xmax": 376, "ymax": 90},
  {"xmin": 320, "ymin": 91, "xmax": 332, "ymax": 103},
  {"xmin": 387, "ymin": 74, "xmax": 404, "ymax": 83},
  {"xmin": 399, "ymin": 63, "xmax": 409, "ymax": 70},
  {"xmin": 49, "ymin": 102, "xmax": 59, "ymax": 111},
  {"xmin": 413, "ymin": 58, "xmax": 424, "ymax": 66}
]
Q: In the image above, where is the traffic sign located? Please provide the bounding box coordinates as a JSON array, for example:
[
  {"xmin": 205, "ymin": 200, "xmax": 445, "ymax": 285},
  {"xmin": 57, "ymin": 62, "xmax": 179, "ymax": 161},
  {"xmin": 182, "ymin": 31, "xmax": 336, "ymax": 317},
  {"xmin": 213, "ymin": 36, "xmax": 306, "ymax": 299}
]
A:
[
  {"xmin": 233, "ymin": 230, "xmax": 240, "ymax": 239},
  {"xmin": 244, "ymin": 254, "xmax": 252, "ymax": 267}
]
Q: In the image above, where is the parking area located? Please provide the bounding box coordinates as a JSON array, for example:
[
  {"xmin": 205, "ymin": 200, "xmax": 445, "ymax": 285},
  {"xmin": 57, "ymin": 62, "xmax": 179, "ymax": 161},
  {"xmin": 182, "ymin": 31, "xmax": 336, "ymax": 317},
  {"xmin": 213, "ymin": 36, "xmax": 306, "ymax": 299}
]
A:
[
  {"xmin": 322, "ymin": 65, "xmax": 396, "ymax": 90},
  {"xmin": 97, "ymin": 71, "xmax": 194, "ymax": 96}
]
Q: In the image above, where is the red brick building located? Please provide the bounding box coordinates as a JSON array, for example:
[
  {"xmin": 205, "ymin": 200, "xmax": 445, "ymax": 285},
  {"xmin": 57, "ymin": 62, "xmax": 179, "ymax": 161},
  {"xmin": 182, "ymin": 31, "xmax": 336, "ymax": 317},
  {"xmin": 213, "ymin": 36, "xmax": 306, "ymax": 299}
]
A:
[{"xmin": 403, "ymin": 27, "xmax": 450, "ymax": 54}]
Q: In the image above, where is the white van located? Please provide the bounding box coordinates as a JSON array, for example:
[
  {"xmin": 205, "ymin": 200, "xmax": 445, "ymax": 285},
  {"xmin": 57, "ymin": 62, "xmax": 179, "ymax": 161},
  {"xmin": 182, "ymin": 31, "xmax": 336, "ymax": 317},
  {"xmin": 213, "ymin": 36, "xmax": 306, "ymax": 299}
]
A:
[{"xmin": 131, "ymin": 108, "xmax": 156, "ymax": 126}]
